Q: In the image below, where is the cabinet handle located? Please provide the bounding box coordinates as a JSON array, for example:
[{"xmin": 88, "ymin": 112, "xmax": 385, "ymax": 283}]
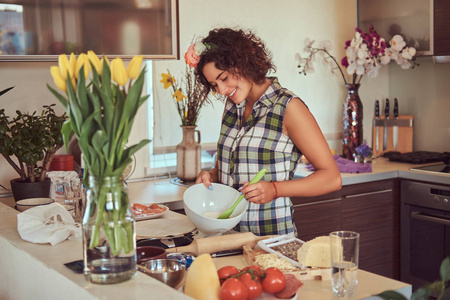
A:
[
  {"xmin": 346, "ymin": 189, "xmax": 392, "ymax": 198},
  {"xmin": 293, "ymin": 198, "xmax": 342, "ymax": 207},
  {"xmin": 411, "ymin": 211, "xmax": 450, "ymax": 226}
]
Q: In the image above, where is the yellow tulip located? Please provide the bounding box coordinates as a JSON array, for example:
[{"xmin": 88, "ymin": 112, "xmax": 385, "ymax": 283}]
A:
[
  {"xmin": 87, "ymin": 50, "xmax": 102, "ymax": 74},
  {"xmin": 50, "ymin": 66, "xmax": 66, "ymax": 92},
  {"xmin": 160, "ymin": 73, "xmax": 176, "ymax": 89},
  {"xmin": 75, "ymin": 53, "xmax": 90, "ymax": 79},
  {"xmin": 127, "ymin": 55, "xmax": 143, "ymax": 79},
  {"xmin": 58, "ymin": 54, "xmax": 70, "ymax": 80},
  {"xmin": 173, "ymin": 89, "xmax": 186, "ymax": 102},
  {"xmin": 68, "ymin": 53, "xmax": 77, "ymax": 79},
  {"xmin": 111, "ymin": 57, "xmax": 128, "ymax": 86}
]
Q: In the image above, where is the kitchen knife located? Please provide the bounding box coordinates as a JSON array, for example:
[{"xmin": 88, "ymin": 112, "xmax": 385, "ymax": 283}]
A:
[
  {"xmin": 383, "ymin": 98, "xmax": 389, "ymax": 151},
  {"xmin": 375, "ymin": 100, "xmax": 380, "ymax": 152},
  {"xmin": 393, "ymin": 98, "xmax": 399, "ymax": 151}
]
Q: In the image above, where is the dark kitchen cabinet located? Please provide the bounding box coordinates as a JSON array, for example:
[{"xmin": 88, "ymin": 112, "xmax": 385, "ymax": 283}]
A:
[
  {"xmin": 292, "ymin": 191, "xmax": 342, "ymax": 242},
  {"xmin": 434, "ymin": 0, "xmax": 450, "ymax": 56},
  {"xmin": 292, "ymin": 179, "xmax": 401, "ymax": 280}
]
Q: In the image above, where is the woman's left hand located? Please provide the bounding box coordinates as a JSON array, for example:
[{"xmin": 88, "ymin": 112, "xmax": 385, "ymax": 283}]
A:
[{"xmin": 240, "ymin": 181, "xmax": 277, "ymax": 204}]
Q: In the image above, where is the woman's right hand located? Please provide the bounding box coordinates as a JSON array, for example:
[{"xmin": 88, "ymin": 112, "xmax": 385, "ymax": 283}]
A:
[{"xmin": 195, "ymin": 169, "xmax": 217, "ymax": 190}]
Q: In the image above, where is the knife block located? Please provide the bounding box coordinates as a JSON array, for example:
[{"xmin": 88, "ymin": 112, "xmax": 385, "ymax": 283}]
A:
[{"xmin": 372, "ymin": 115, "xmax": 413, "ymax": 157}]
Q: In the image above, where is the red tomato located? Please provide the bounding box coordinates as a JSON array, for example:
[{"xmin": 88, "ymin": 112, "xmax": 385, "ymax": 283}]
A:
[
  {"xmin": 262, "ymin": 267, "xmax": 286, "ymax": 294},
  {"xmin": 219, "ymin": 278, "xmax": 248, "ymax": 300},
  {"xmin": 218, "ymin": 266, "xmax": 240, "ymax": 283},
  {"xmin": 239, "ymin": 272, "xmax": 263, "ymax": 300},
  {"xmin": 242, "ymin": 265, "xmax": 264, "ymax": 280}
]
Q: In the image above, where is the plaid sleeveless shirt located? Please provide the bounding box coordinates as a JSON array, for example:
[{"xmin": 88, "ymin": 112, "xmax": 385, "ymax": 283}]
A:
[{"xmin": 217, "ymin": 77, "xmax": 302, "ymax": 236}]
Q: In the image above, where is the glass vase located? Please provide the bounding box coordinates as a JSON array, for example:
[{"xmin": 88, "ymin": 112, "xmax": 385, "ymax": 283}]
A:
[
  {"xmin": 176, "ymin": 125, "xmax": 202, "ymax": 182},
  {"xmin": 342, "ymin": 84, "xmax": 363, "ymax": 160},
  {"xmin": 82, "ymin": 175, "xmax": 137, "ymax": 284}
]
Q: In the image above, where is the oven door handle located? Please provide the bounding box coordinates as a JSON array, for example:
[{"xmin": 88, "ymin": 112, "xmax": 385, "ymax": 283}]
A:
[{"xmin": 411, "ymin": 211, "xmax": 450, "ymax": 226}]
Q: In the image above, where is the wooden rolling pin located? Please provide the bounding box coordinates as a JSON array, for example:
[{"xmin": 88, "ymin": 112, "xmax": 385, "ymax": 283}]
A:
[{"xmin": 165, "ymin": 232, "xmax": 277, "ymax": 256}]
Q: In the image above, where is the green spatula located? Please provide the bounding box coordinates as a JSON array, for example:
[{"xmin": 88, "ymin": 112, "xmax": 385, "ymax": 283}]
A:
[{"xmin": 217, "ymin": 168, "xmax": 267, "ymax": 219}]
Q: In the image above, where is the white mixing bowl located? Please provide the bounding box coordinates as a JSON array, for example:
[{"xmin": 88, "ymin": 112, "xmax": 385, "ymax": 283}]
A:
[{"xmin": 183, "ymin": 183, "xmax": 247, "ymax": 235}]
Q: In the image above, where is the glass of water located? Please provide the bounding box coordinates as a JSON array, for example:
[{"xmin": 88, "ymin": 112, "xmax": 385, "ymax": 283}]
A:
[{"xmin": 329, "ymin": 231, "xmax": 360, "ymax": 298}]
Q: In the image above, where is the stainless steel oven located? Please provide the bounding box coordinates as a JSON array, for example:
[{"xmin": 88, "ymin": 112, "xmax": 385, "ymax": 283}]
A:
[{"xmin": 400, "ymin": 180, "xmax": 450, "ymax": 291}]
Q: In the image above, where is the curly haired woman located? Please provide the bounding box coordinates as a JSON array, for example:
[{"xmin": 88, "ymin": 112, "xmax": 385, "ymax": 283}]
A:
[{"xmin": 191, "ymin": 28, "xmax": 341, "ymax": 236}]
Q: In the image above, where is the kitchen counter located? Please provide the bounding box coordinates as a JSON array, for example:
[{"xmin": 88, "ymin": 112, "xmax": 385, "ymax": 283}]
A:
[
  {"xmin": 124, "ymin": 158, "xmax": 449, "ymax": 206},
  {"xmin": 1, "ymin": 158, "xmax": 447, "ymax": 210},
  {"xmin": 0, "ymin": 201, "xmax": 411, "ymax": 299}
]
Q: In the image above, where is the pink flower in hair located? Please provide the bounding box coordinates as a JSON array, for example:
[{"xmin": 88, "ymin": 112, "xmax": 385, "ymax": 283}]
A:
[{"xmin": 185, "ymin": 44, "xmax": 201, "ymax": 69}]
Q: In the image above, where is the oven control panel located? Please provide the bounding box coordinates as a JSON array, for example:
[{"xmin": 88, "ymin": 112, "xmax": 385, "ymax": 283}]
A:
[{"xmin": 402, "ymin": 180, "xmax": 450, "ymax": 212}]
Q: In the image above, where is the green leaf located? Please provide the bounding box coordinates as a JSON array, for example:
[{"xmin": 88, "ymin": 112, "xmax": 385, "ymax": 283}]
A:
[
  {"xmin": 66, "ymin": 75, "xmax": 84, "ymax": 134},
  {"xmin": 375, "ymin": 291, "xmax": 408, "ymax": 300},
  {"xmin": 122, "ymin": 139, "xmax": 150, "ymax": 161},
  {"xmin": 61, "ymin": 120, "xmax": 74, "ymax": 153},
  {"xmin": 92, "ymin": 130, "xmax": 108, "ymax": 154},
  {"xmin": 0, "ymin": 86, "xmax": 14, "ymax": 96},
  {"xmin": 46, "ymin": 84, "xmax": 69, "ymax": 111},
  {"xmin": 76, "ymin": 67, "xmax": 89, "ymax": 118},
  {"xmin": 101, "ymin": 58, "xmax": 113, "ymax": 100}
]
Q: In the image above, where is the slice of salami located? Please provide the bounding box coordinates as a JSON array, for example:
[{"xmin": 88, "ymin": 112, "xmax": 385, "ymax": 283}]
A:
[{"xmin": 275, "ymin": 274, "xmax": 303, "ymax": 299}]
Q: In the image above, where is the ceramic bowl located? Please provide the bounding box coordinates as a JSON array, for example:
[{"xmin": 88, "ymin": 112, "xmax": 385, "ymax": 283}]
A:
[
  {"xmin": 61, "ymin": 204, "xmax": 75, "ymax": 212},
  {"xmin": 136, "ymin": 246, "xmax": 167, "ymax": 264},
  {"xmin": 139, "ymin": 259, "xmax": 186, "ymax": 289},
  {"xmin": 183, "ymin": 183, "xmax": 247, "ymax": 235},
  {"xmin": 15, "ymin": 198, "xmax": 55, "ymax": 212}
]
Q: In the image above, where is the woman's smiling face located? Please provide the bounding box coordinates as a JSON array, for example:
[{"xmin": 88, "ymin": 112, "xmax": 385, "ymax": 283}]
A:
[{"xmin": 202, "ymin": 62, "xmax": 252, "ymax": 104}]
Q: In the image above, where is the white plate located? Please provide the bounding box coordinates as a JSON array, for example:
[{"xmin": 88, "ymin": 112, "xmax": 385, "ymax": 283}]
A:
[{"xmin": 133, "ymin": 204, "xmax": 169, "ymax": 221}]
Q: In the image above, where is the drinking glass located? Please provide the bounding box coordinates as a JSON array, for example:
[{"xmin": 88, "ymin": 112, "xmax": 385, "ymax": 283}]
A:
[{"xmin": 330, "ymin": 231, "xmax": 360, "ymax": 298}]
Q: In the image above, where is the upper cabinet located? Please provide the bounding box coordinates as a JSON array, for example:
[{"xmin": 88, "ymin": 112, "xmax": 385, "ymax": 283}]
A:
[
  {"xmin": 357, "ymin": 0, "xmax": 433, "ymax": 56},
  {"xmin": 0, "ymin": 0, "xmax": 179, "ymax": 61},
  {"xmin": 434, "ymin": 0, "xmax": 450, "ymax": 61},
  {"xmin": 358, "ymin": 0, "xmax": 450, "ymax": 61}
]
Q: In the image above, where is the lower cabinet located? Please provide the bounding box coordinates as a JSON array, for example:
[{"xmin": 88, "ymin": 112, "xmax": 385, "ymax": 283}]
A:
[{"xmin": 291, "ymin": 179, "xmax": 400, "ymax": 280}]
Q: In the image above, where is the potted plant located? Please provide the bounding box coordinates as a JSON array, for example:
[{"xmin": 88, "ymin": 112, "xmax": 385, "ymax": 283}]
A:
[{"xmin": 0, "ymin": 95, "xmax": 68, "ymax": 201}]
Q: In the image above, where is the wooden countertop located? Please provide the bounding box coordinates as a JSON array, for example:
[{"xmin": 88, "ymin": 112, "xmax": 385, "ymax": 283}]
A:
[
  {"xmin": 0, "ymin": 200, "xmax": 411, "ymax": 299},
  {"xmin": 214, "ymin": 254, "xmax": 411, "ymax": 300}
]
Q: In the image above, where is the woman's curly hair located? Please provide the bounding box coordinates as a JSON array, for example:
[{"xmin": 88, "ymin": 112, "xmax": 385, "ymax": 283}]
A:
[{"xmin": 196, "ymin": 28, "xmax": 276, "ymax": 97}]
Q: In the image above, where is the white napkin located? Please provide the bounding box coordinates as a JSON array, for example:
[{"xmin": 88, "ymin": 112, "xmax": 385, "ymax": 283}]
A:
[{"xmin": 17, "ymin": 202, "xmax": 81, "ymax": 246}]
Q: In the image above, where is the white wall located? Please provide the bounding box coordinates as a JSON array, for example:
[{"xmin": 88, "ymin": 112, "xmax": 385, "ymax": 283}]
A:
[{"xmin": 1, "ymin": 0, "xmax": 449, "ymax": 190}]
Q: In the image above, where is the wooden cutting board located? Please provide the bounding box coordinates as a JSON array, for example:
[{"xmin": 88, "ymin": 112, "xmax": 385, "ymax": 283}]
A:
[
  {"xmin": 136, "ymin": 211, "xmax": 196, "ymax": 239},
  {"xmin": 372, "ymin": 115, "xmax": 413, "ymax": 157},
  {"xmin": 243, "ymin": 245, "xmax": 331, "ymax": 281}
]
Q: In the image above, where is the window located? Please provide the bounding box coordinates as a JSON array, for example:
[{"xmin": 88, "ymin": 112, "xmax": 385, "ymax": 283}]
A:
[{"xmin": 144, "ymin": 61, "xmax": 220, "ymax": 178}]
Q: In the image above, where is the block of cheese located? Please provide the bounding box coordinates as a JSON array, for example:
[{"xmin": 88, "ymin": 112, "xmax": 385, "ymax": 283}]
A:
[{"xmin": 297, "ymin": 236, "xmax": 331, "ymax": 268}]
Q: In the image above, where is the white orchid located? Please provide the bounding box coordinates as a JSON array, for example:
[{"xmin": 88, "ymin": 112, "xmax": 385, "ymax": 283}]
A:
[
  {"xmin": 390, "ymin": 35, "xmax": 406, "ymax": 51},
  {"xmin": 386, "ymin": 48, "xmax": 399, "ymax": 61},
  {"xmin": 297, "ymin": 26, "xmax": 418, "ymax": 85},
  {"xmin": 303, "ymin": 38, "xmax": 315, "ymax": 53},
  {"xmin": 365, "ymin": 62, "xmax": 381, "ymax": 78},
  {"xmin": 380, "ymin": 54, "xmax": 391, "ymax": 65},
  {"xmin": 318, "ymin": 40, "xmax": 333, "ymax": 52},
  {"xmin": 400, "ymin": 47, "xmax": 416, "ymax": 60}
]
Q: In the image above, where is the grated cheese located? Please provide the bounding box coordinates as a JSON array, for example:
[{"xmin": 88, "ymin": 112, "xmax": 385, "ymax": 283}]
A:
[{"xmin": 254, "ymin": 253, "xmax": 297, "ymax": 271}]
